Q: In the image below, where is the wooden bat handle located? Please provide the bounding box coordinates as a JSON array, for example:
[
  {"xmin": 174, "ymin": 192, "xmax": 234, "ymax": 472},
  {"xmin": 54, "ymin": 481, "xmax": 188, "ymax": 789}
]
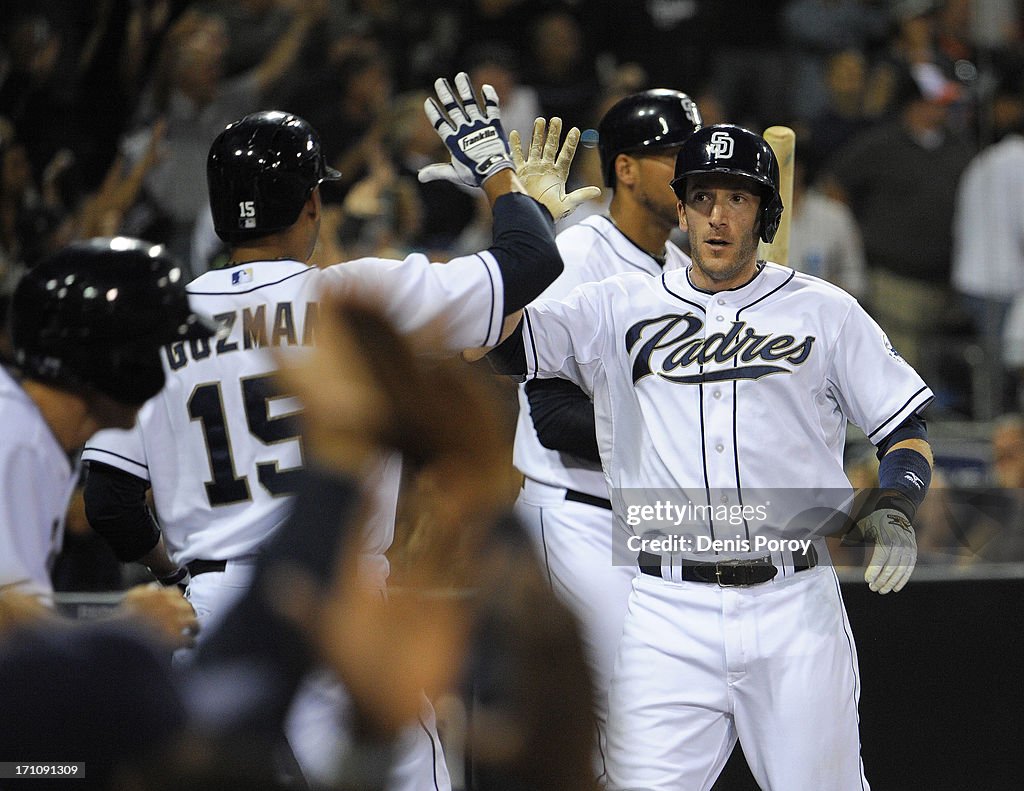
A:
[{"xmin": 760, "ymin": 125, "xmax": 795, "ymax": 267}]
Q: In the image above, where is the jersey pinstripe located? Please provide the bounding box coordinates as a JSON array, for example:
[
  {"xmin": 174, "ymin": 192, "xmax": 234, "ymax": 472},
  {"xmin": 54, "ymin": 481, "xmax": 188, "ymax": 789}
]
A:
[{"xmin": 513, "ymin": 215, "xmax": 690, "ymax": 497}]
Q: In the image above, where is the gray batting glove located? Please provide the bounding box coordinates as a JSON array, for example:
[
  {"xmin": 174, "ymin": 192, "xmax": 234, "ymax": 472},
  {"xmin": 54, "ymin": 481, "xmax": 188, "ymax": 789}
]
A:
[
  {"xmin": 509, "ymin": 117, "xmax": 602, "ymax": 220},
  {"xmin": 419, "ymin": 72, "xmax": 514, "ymax": 188},
  {"xmin": 852, "ymin": 508, "xmax": 917, "ymax": 594}
]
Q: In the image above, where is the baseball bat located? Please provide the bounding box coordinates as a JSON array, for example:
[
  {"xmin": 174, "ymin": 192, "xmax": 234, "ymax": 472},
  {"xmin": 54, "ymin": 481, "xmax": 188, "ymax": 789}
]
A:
[{"xmin": 759, "ymin": 125, "xmax": 796, "ymax": 266}]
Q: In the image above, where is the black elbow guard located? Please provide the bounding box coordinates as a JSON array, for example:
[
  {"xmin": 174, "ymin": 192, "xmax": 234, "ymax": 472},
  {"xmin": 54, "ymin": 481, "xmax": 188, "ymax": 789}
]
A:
[{"xmin": 83, "ymin": 462, "xmax": 161, "ymax": 562}]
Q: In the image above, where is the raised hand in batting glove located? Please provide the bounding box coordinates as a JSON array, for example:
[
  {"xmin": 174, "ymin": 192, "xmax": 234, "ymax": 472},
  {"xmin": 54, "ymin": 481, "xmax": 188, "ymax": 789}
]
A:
[
  {"xmin": 419, "ymin": 72, "xmax": 514, "ymax": 188},
  {"xmin": 509, "ymin": 117, "xmax": 601, "ymax": 220},
  {"xmin": 848, "ymin": 505, "xmax": 917, "ymax": 594}
]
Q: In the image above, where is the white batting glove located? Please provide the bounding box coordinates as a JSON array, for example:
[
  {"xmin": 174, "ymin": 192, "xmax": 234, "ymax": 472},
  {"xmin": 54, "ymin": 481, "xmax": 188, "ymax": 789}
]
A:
[
  {"xmin": 509, "ymin": 117, "xmax": 602, "ymax": 220},
  {"xmin": 419, "ymin": 72, "xmax": 514, "ymax": 188},
  {"xmin": 853, "ymin": 508, "xmax": 917, "ymax": 594}
]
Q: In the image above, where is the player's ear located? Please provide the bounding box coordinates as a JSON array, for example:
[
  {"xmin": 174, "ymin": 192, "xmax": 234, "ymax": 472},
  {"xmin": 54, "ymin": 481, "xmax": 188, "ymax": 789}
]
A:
[
  {"xmin": 677, "ymin": 199, "xmax": 688, "ymax": 232},
  {"xmin": 615, "ymin": 154, "xmax": 637, "ymax": 187},
  {"xmin": 307, "ymin": 186, "xmax": 322, "ymax": 222}
]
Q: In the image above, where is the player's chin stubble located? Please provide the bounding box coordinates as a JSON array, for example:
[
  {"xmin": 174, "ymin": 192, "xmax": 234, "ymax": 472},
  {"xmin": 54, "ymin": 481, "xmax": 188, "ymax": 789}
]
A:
[{"xmin": 690, "ymin": 230, "xmax": 760, "ymax": 286}]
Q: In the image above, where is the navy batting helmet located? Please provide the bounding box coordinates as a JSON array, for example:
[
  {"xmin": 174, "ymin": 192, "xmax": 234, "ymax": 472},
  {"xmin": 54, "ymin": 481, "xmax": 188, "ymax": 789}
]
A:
[
  {"xmin": 597, "ymin": 89, "xmax": 702, "ymax": 188},
  {"xmin": 670, "ymin": 124, "xmax": 783, "ymax": 243},
  {"xmin": 8, "ymin": 238, "xmax": 217, "ymax": 405},
  {"xmin": 207, "ymin": 111, "xmax": 341, "ymax": 244}
]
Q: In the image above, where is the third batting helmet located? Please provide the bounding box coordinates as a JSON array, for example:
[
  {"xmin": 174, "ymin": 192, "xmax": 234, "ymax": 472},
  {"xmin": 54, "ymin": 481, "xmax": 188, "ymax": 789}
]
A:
[
  {"xmin": 598, "ymin": 89, "xmax": 702, "ymax": 188},
  {"xmin": 670, "ymin": 124, "xmax": 784, "ymax": 243},
  {"xmin": 9, "ymin": 237, "xmax": 217, "ymax": 406},
  {"xmin": 207, "ymin": 111, "xmax": 341, "ymax": 244}
]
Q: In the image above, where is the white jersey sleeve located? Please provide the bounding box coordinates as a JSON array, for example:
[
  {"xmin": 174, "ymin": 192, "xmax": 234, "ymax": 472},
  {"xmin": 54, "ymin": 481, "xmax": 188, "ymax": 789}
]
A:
[
  {"xmin": 0, "ymin": 369, "xmax": 75, "ymax": 601},
  {"xmin": 521, "ymin": 277, "xmax": 623, "ymax": 396},
  {"xmin": 826, "ymin": 300, "xmax": 934, "ymax": 444},
  {"xmin": 0, "ymin": 444, "xmax": 65, "ymax": 600},
  {"xmin": 321, "ymin": 249, "xmax": 506, "ymax": 350},
  {"xmin": 82, "ymin": 423, "xmax": 149, "ymax": 480}
]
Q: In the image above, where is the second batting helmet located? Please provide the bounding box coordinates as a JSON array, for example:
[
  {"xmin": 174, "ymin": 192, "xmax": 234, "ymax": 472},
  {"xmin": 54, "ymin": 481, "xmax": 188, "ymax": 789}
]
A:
[
  {"xmin": 8, "ymin": 237, "xmax": 217, "ymax": 406},
  {"xmin": 207, "ymin": 111, "xmax": 341, "ymax": 244},
  {"xmin": 598, "ymin": 89, "xmax": 702, "ymax": 188},
  {"xmin": 670, "ymin": 124, "xmax": 784, "ymax": 243}
]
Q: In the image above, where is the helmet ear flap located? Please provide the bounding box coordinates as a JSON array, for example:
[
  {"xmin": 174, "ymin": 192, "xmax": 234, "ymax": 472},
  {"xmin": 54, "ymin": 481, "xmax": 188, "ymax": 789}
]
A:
[{"xmin": 759, "ymin": 190, "xmax": 784, "ymax": 243}]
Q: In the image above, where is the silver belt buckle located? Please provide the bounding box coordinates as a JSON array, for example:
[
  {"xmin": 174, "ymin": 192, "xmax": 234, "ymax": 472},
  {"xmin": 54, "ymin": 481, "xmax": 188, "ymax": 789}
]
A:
[
  {"xmin": 714, "ymin": 558, "xmax": 746, "ymax": 587},
  {"xmin": 714, "ymin": 556, "xmax": 776, "ymax": 587}
]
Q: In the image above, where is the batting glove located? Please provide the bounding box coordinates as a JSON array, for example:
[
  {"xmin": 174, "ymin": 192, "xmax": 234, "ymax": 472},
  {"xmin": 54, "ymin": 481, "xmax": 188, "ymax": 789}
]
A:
[
  {"xmin": 509, "ymin": 117, "xmax": 602, "ymax": 220},
  {"xmin": 851, "ymin": 508, "xmax": 917, "ymax": 594},
  {"xmin": 419, "ymin": 72, "xmax": 514, "ymax": 188}
]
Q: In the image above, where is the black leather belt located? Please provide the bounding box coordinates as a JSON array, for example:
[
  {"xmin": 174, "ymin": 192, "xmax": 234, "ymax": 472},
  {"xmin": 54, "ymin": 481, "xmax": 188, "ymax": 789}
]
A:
[
  {"xmin": 565, "ymin": 488, "xmax": 612, "ymax": 510},
  {"xmin": 638, "ymin": 545, "xmax": 818, "ymax": 586},
  {"xmin": 187, "ymin": 559, "xmax": 227, "ymax": 576}
]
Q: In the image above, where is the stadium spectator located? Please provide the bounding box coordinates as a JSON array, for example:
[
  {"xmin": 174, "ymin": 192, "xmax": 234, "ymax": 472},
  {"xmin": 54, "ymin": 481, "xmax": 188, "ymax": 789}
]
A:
[
  {"xmin": 824, "ymin": 63, "xmax": 974, "ymax": 400},
  {"xmin": 120, "ymin": 2, "xmax": 326, "ymax": 266}
]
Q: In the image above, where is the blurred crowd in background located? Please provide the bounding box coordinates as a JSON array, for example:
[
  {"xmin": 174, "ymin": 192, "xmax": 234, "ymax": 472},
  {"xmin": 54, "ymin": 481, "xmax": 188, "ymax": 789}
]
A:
[{"xmin": 4, "ymin": 0, "xmax": 1024, "ymax": 579}]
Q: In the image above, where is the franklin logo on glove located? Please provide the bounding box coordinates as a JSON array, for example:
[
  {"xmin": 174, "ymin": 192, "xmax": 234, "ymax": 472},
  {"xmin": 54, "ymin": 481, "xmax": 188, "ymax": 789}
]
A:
[
  {"xmin": 418, "ymin": 72, "xmax": 514, "ymax": 188},
  {"xmin": 458, "ymin": 128, "xmax": 499, "ymax": 152}
]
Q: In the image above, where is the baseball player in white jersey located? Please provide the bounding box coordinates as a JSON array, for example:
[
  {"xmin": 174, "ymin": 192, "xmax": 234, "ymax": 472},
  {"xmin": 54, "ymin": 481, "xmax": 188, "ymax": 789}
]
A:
[
  {"xmin": 81, "ymin": 74, "xmax": 573, "ymax": 791},
  {"xmin": 488, "ymin": 124, "xmax": 935, "ymax": 790},
  {"xmin": 510, "ymin": 89, "xmax": 701, "ymax": 780},
  {"xmin": 0, "ymin": 238, "xmax": 204, "ymax": 644}
]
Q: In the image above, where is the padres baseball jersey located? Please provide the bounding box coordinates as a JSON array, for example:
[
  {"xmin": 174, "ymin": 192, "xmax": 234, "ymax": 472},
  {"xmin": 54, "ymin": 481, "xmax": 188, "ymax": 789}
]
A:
[
  {"xmin": 513, "ymin": 215, "xmax": 690, "ymax": 497},
  {"xmin": 0, "ymin": 367, "xmax": 80, "ymax": 602},
  {"xmin": 520, "ymin": 263, "xmax": 933, "ymax": 549},
  {"xmin": 83, "ymin": 251, "xmax": 506, "ymax": 577}
]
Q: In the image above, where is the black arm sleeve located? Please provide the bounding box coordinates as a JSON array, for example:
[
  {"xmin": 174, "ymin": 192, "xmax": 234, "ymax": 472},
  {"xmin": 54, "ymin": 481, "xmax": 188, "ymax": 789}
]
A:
[
  {"xmin": 488, "ymin": 192, "xmax": 562, "ymax": 314},
  {"xmin": 82, "ymin": 462, "xmax": 161, "ymax": 563},
  {"xmin": 525, "ymin": 378, "xmax": 600, "ymax": 463},
  {"xmin": 875, "ymin": 412, "xmax": 928, "ymax": 459},
  {"xmin": 485, "ymin": 318, "xmax": 527, "ymax": 377}
]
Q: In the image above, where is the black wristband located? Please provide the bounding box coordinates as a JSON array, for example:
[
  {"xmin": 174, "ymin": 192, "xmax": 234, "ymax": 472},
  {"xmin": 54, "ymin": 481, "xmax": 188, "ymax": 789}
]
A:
[{"xmin": 874, "ymin": 493, "xmax": 916, "ymax": 521}]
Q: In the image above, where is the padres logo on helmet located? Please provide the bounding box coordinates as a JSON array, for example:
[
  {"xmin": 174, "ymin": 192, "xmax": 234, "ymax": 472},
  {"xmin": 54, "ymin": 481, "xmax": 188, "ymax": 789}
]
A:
[{"xmin": 670, "ymin": 124, "xmax": 784, "ymax": 244}]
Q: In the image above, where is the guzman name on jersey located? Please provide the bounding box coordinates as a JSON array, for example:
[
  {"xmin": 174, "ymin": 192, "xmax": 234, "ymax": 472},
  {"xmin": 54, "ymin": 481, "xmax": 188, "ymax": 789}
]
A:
[{"xmin": 164, "ymin": 301, "xmax": 318, "ymax": 370}]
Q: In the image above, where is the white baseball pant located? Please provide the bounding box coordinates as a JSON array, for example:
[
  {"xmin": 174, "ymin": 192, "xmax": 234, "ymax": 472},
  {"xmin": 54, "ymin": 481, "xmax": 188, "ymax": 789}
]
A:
[
  {"xmin": 606, "ymin": 564, "xmax": 869, "ymax": 791},
  {"xmin": 515, "ymin": 478, "xmax": 637, "ymax": 782}
]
